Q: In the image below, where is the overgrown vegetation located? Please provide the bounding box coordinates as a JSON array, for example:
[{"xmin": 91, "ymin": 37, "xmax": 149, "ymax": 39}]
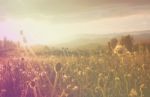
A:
[{"xmin": 0, "ymin": 35, "xmax": 150, "ymax": 97}]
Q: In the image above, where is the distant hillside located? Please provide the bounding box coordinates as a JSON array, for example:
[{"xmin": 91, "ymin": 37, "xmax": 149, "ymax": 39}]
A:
[
  {"xmin": 131, "ymin": 30, "xmax": 150, "ymax": 43},
  {"xmin": 55, "ymin": 30, "xmax": 150, "ymax": 48}
]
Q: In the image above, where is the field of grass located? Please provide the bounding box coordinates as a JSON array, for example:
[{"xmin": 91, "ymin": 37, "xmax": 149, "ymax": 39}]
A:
[{"xmin": 0, "ymin": 44, "xmax": 150, "ymax": 97}]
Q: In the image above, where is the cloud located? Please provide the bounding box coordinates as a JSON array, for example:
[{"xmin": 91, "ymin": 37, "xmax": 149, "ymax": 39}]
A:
[{"xmin": 0, "ymin": 0, "xmax": 150, "ymax": 23}]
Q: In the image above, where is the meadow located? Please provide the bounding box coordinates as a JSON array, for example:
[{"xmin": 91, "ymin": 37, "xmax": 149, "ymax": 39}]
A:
[{"xmin": 0, "ymin": 35, "xmax": 150, "ymax": 97}]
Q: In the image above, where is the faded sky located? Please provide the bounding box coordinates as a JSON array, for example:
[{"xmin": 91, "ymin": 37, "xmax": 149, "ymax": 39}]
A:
[{"xmin": 0, "ymin": 0, "xmax": 150, "ymax": 44}]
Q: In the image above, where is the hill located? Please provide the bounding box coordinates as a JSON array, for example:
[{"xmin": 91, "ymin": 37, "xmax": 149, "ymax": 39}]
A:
[{"xmin": 55, "ymin": 30, "xmax": 150, "ymax": 48}]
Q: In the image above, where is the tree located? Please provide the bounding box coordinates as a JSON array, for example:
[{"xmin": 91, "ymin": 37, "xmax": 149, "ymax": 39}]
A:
[
  {"xmin": 108, "ymin": 38, "xmax": 118, "ymax": 51},
  {"xmin": 120, "ymin": 35, "xmax": 134, "ymax": 52}
]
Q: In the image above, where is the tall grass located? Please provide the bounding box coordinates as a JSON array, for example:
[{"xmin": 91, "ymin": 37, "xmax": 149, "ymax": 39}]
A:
[{"xmin": 0, "ymin": 46, "xmax": 149, "ymax": 97}]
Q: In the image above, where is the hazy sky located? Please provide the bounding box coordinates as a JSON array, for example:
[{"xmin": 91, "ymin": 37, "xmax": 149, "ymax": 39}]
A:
[{"xmin": 0, "ymin": 0, "xmax": 150, "ymax": 44}]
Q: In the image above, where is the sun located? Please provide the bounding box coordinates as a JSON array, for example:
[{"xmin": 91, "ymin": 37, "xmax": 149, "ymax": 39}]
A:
[{"xmin": 0, "ymin": 18, "xmax": 76, "ymax": 45}]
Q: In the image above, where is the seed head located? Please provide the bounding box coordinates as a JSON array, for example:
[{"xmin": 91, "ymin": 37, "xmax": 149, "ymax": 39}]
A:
[{"xmin": 55, "ymin": 63, "xmax": 63, "ymax": 72}]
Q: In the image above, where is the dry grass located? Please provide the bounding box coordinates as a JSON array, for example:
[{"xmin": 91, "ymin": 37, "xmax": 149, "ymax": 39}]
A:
[{"xmin": 0, "ymin": 47, "xmax": 150, "ymax": 97}]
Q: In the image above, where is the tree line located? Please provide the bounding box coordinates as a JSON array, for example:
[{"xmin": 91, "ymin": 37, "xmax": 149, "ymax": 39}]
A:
[{"xmin": 108, "ymin": 35, "xmax": 150, "ymax": 53}]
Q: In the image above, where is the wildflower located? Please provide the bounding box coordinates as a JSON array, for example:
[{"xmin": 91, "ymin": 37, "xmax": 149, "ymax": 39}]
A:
[
  {"xmin": 140, "ymin": 84, "xmax": 145, "ymax": 89},
  {"xmin": 127, "ymin": 74, "xmax": 132, "ymax": 77},
  {"xmin": 113, "ymin": 44, "xmax": 129, "ymax": 56},
  {"xmin": 63, "ymin": 74, "xmax": 69, "ymax": 80},
  {"xmin": 85, "ymin": 67, "xmax": 90, "ymax": 71},
  {"xmin": 138, "ymin": 68, "xmax": 140, "ymax": 71},
  {"xmin": 129, "ymin": 88, "xmax": 138, "ymax": 97},
  {"xmin": 142, "ymin": 64, "xmax": 145, "ymax": 70},
  {"xmin": 98, "ymin": 73, "xmax": 102, "ymax": 77},
  {"xmin": 115, "ymin": 77, "xmax": 120, "ymax": 81},
  {"xmin": 95, "ymin": 87, "xmax": 100, "ymax": 93},
  {"xmin": 30, "ymin": 80, "xmax": 36, "ymax": 88},
  {"xmin": 78, "ymin": 71, "xmax": 82, "ymax": 76},
  {"xmin": 71, "ymin": 79, "xmax": 75, "ymax": 83},
  {"xmin": 67, "ymin": 84, "xmax": 72, "ymax": 89},
  {"xmin": 125, "ymin": 74, "xmax": 132, "ymax": 78},
  {"xmin": 33, "ymin": 77, "xmax": 39, "ymax": 81},
  {"xmin": 110, "ymin": 69, "xmax": 115, "ymax": 72},
  {"xmin": 72, "ymin": 86, "xmax": 78, "ymax": 91}
]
